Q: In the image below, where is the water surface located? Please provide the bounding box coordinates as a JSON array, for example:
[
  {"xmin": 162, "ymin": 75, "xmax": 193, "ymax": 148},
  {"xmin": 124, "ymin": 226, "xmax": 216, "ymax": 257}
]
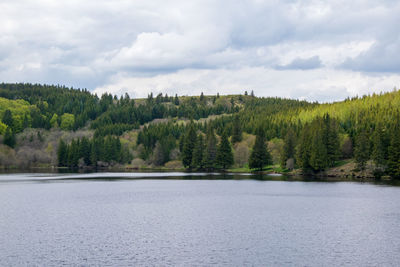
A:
[{"xmin": 1, "ymin": 173, "xmax": 400, "ymax": 266}]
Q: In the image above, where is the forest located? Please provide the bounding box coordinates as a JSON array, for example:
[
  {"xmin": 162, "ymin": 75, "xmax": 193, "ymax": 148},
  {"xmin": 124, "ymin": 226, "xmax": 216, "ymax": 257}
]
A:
[{"xmin": 1, "ymin": 82, "xmax": 400, "ymax": 179}]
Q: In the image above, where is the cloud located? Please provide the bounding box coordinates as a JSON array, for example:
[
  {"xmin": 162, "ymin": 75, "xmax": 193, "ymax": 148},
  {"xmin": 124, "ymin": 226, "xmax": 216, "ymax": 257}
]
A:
[
  {"xmin": 93, "ymin": 67, "xmax": 400, "ymax": 102},
  {"xmin": 0, "ymin": 0, "xmax": 399, "ymax": 100},
  {"xmin": 275, "ymin": 56, "xmax": 323, "ymax": 70},
  {"xmin": 341, "ymin": 37, "xmax": 400, "ymax": 72}
]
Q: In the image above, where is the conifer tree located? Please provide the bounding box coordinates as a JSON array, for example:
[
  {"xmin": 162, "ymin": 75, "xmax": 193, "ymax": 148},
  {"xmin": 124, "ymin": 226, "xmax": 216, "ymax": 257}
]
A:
[
  {"xmin": 249, "ymin": 127, "xmax": 271, "ymax": 170},
  {"xmin": 203, "ymin": 126, "xmax": 218, "ymax": 170},
  {"xmin": 387, "ymin": 123, "xmax": 400, "ymax": 178},
  {"xmin": 2, "ymin": 109, "xmax": 13, "ymax": 128},
  {"xmin": 354, "ymin": 130, "xmax": 370, "ymax": 170},
  {"xmin": 57, "ymin": 139, "xmax": 67, "ymax": 166},
  {"xmin": 192, "ymin": 134, "xmax": 205, "ymax": 169},
  {"xmin": 372, "ymin": 123, "xmax": 386, "ymax": 167},
  {"xmin": 182, "ymin": 123, "xmax": 197, "ymax": 168},
  {"xmin": 216, "ymin": 131, "xmax": 234, "ymax": 169},
  {"xmin": 323, "ymin": 114, "xmax": 340, "ymax": 167},
  {"xmin": 280, "ymin": 128, "xmax": 296, "ymax": 168},
  {"xmin": 3, "ymin": 127, "xmax": 16, "ymax": 148},
  {"xmin": 296, "ymin": 125, "xmax": 312, "ymax": 171},
  {"xmin": 232, "ymin": 115, "xmax": 242, "ymax": 143},
  {"xmin": 309, "ymin": 127, "xmax": 328, "ymax": 171}
]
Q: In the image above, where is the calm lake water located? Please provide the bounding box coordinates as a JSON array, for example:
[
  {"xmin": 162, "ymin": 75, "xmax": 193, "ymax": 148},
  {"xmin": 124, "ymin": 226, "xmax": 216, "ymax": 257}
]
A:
[{"xmin": 1, "ymin": 172, "xmax": 400, "ymax": 266}]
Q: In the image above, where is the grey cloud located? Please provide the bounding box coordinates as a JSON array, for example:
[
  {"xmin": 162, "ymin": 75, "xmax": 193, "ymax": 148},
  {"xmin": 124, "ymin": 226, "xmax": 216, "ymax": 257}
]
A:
[
  {"xmin": 275, "ymin": 56, "xmax": 323, "ymax": 70},
  {"xmin": 0, "ymin": 0, "xmax": 399, "ymax": 100},
  {"xmin": 341, "ymin": 38, "xmax": 400, "ymax": 73}
]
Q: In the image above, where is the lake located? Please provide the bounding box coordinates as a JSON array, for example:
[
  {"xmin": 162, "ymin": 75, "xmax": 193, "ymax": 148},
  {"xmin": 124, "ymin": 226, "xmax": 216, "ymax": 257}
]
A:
[{"xmin": 1, "ymin": 172, "xmax": 400, "ymax": 266}]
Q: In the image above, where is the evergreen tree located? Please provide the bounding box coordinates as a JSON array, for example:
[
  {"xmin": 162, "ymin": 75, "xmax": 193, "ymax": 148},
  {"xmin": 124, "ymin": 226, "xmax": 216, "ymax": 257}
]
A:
[
  {"xmin": 192, "ymin": 134, "xmax": 205, "ymax": 169},
  {"xmin": 280, "ymin": 128, "xmax": 296, "ymax": 168},
  {"xmin": 174, "ymin": 94, "xmax": 180, "ymax": 105},
  {"xmin": 249, "ymin": 127, "xmax": 271, "ymax": 170},
  {"xmin": 57, "ymin": 139, "xmax": 67, "ymax": 167},
  {"xmin": 200, "ymin": 92, "xmax": 204, "ymax": 102},
  {"xmin": 354, "ymin": 130, "xmax": 370, "ymax": 170},
  {"xmin": 2, "ymin": 109, "xmax": 13, "ymax": 128},
  {"xmin": 216, "ymin": 131, "xmax": 234, "ymax": 169},
  {"xmin": 203, "ymin": 126, "xmax": 217, "ymax": 170},
  {"xmin": 296, "ymin": 125, "xmax": 312, "ymax": 171},
  {"xmin": 372, "ymin": 123, "xmax": 386, "ymax": 167},
  {"xmin": 387, "ymin": 123, "xmax": 400, "ymax": 178},
  {"xmin": 231, "ymin": 115, "xmax": 242, "ymax": 143},
  {"xmin": 309, "ymin": 127, "xmax": 328, "ymax": 171},
  {"xmin": 182, "ymin": 123, "xmax": 197, "ymax": 168},
  {"xmin": 323, "ymin": 114, "xmax": 340, "ymax": 167},
  {"xmin": 3, "ymin": 127, "xmax": 16, "ymax": 148},
  {"xmin": 80, "ymin": 137, "xmax": 91, "ymax": 165}
]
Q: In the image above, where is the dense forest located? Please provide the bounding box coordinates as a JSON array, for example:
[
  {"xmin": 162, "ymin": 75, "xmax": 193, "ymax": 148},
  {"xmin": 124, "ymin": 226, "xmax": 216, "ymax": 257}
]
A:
[{"xmin": 1, "ymin": 83, "xmax": 400, "ymax": 179}]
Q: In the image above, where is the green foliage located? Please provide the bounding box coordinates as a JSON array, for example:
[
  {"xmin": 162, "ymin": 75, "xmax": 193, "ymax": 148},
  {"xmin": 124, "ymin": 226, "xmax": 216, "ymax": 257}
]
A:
[
  {"xmin": 50, "ymin": 114, "xmax": 59, "ymax": 128},
  {"xmin": 3, "ymin": 127, "xmax": 16, "ymax": 148},
  {"xmin": 216, "ymin": 131, "xmax": 234, "ymax": 169},
  {"xmin": 203, "ymin": 126, "xmax": 218, "ymax": 170},
  {"xmin": 280, "ymin": 128, "xmax": 296, "ymax": 168},
  {"xmin": 354, "ymin": 130, "xmax": 370, "ymax": 170},
  {"xmin": 58, "ymin": 135, "xmax": 131, "ymax": 168},
  {"xmin": 387, "ymin": 120, "xmax": 400, "ymax": 178},
  {"xmin": 60, "ymin": 113, "xmax": 75, "ymax": 130},
  {"xmin": 192, "ymin": 134, "xmax": 205, "ymax": 169},
  {"xmin": 231, "ymin": 115, "xmax": 242, "ymax": 143},
  {"xmin": 182, "ymin": 123, "xmax": 197, "ymax": 168},
  {"xmin": 249, "ymin": 127, "xmax": 271, "ymax": 170}
]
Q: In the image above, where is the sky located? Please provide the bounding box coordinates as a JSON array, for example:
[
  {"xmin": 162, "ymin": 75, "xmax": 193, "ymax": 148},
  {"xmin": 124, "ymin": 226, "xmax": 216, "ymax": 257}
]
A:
[{"xmin": 0, "ymin": 0, "xmax": 399, "ymax": 102}]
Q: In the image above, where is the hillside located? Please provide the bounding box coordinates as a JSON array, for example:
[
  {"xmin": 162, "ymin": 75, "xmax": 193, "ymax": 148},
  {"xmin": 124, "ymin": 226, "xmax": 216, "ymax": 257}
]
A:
[{"xmin": 1, "ymin": 83, "xmax": 400, "ymax": 180}]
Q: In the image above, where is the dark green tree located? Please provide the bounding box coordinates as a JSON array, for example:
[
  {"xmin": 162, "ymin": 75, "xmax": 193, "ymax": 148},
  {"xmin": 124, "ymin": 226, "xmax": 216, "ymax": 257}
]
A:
[
  {"xmin": 372, "ymin": 123, "xmax": 386, "ymax": 167},
  {"xmin": 3, "ymin": 127, "xmax": 16, "ymax": 148},
  {"xmin": 309, "ymin": 127, "xmax": 328, "ymax": 171},
  {"xmin": 203, "ymin": 126, "xmax": 218, "ymax": 170},
  {"xmin": 216, "ymin": 131, "xmax": 234, "ymax": 169},
  {"xmin": 387, "ymin": 123, "xmax": 400, "ymax": 178},
  {"xmin": 354, "ymin": 130, "xmax": 370, "ymax": 170},
  {"xmin": 57, "ymin": 139, "xmax": 67, "ymax": 167},
  {"xmin": 182, "ymin": 123, "xmax": 197, "ymax": 168},
  {"xmin": 280, "ymin": 128, "xmax": 296, "ymax": 168},
  {"xmin": 249, "ymin": 127, "xmax": 271, "ymax": 170},
  {"xmin": 296, "ymin": 125, "xmax": 312, "ymax": 171},
  {"xmin": 2, "ymin": 109, "xmax": 13, "ymax": 128},
  {"xmin": 192, "ymin": 134, "xmax": 205, "ymax": 169},
  {"xmin": 231, "ymin": 115, "xmax": 242, "ymax": 143}
]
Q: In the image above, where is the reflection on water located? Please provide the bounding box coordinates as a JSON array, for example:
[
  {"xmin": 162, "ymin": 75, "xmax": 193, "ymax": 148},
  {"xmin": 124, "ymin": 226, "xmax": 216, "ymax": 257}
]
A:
[{"xmin": 1, "ymin": 173, "xmax": 400, "ymax": 266}]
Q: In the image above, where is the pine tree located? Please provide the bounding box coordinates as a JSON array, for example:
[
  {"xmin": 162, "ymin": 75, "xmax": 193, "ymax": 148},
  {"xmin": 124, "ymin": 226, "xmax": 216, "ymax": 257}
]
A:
[
  {"xmin": 174, "ymin": 94, "xmax": 180, "ymax": 105},
  {"xmin": 2, "ymin": 109, "xmax": 13, "ymax": 128},
  {"xmin": 80, "ymin": 137, "xmax": 91, "ymax": 165},
  {"xmin": 323, "ymin": 114, "xmax": 340, "ymax": 167},
  {"xmin": 309, "ymin": 127, "xmax": 328, "ymax": 171},
  {"xmin": 182, "ymin": 123, "xmax": 197, "ymax": 168},
  {"xmin": 387, "ymin": 123, "xmax": 400, "ymax": 178},
  {"xmin": 57, "ymin": 139, "xmax": 67, "ymax": 167},
  {"xmin": 216, "ymin": 131, "xmax": 234, "ymax": 169},
  {"xmin": 232, "ymin": 115, "xmax": 242, "ymax": 143},
  {"xmin": 192, "ymin": 134, "xmax": 205, "ymax": 169},
  {"xmin": 372, "ymin": 123, "xmax": 386, "ymax": 167},
  {"xmin": 354, "ymin": 130, "xmax": 370, "ymax": 170},
  {"xmin": 249, "ymin": 127, "xmax": 271, "ymax": 170},
  {"xmin": 296, "ymin": 125, "xmax": 312, "ymax": 171},
  {"xmin": 3, "ymin": 127, "xmax": 16, "ymax": 148},
  {"xmin": 203, "ymin": 126, "xmax": 218, "ymax": 170},
  {"xmin": 280, "ymin": 128, "xmax": 296, "ymax": 168}
]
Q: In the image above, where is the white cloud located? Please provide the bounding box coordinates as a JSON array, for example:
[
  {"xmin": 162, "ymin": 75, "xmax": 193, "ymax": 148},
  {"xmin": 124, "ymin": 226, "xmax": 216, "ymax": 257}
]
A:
[
  {"xmin": 0, "ymin": 0, "xmax": 399, "ymax": 100},
  {"xmin": 94, "ymin": 67, "xmax": 400, "ymax": 102}
]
